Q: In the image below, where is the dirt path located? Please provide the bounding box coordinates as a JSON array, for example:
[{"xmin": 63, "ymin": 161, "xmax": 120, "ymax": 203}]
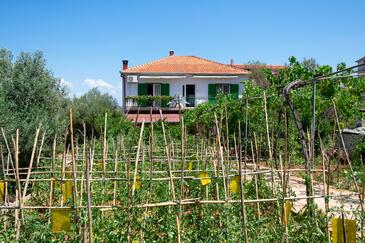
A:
[{"xmin": 286, "ymin": 175, "xmax": 361, "ymax": 218}]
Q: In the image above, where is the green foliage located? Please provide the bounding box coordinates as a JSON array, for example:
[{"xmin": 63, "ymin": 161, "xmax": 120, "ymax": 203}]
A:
[
  {"xmin": 184, "ymin": 94, "xmax": 243, "ymax": 136},
  {"xmin": 126, "ymin": 95, "xmax": 173, "ymax": 105},
  {"xmin": 184, "ymin": 56, "xmax": 365, "ymax": 162},
  {"xmin": 0, "ymin": 49, "xmax": 69, "ymax": 166},
  {"xmin": 72, "ymin": 88, "xmax": 133, "ymax": 138}
]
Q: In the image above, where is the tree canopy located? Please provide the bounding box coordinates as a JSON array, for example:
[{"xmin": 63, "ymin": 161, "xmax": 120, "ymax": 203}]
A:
[
  {"xmin": 72, "ymin": 88, "xmax": 132, "ymax": 138},
  {"xmin": 0, "ymin": 49, "xmax": 69, "ymax": 165}
]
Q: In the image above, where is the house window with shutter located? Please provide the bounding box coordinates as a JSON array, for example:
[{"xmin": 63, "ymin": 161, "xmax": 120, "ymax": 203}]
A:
[
  {"xmin": 208, "ymin": 83, "xmax": 239, "ymax": 104},
  {"xmin": 138, "ymin": 83, "xmax": 169, "ymax": 107},
  {"xmin": 216, "ymin": 84, "xmax": 230, "ymax": 94}
]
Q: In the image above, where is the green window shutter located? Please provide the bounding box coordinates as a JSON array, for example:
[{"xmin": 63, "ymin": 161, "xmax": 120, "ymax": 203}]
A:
[
  {"xmin": 230, "ymin": 84, "xmax": 239, "ymax": 99},
  {"xmin": 161, "ymin": 83, "xmax": 170, "ymax": 107},
  {"xmin": 138, "ymin": 83, "xmax": 147, "ymax": 107},
  {"xmin": 208, "ymin": 84, "xmax": 217, "ymax": 103}
]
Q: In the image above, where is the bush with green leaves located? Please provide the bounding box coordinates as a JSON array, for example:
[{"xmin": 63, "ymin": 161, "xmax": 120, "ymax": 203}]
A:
[
  {"xmin": 71, "ymin": 88, "xmax": 133, "ymax": 139},
  {"xmin": 184, "ymin": 56, "xmax": 365, "ymax": 162}
]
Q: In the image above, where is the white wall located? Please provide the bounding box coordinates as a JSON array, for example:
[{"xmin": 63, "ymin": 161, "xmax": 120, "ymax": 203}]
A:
[{"xmin": 125, "ymin": 74, "xmax": 248, "ymax": 106}]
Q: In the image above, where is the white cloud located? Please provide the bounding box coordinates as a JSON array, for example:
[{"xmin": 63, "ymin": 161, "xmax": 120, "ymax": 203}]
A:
[
  {"xmin": 84, "ymin": 78, "xmax": 114, "ymax": 89},
  {"xmin": 60, "ymin": 78, "xmax": 72, "ymax": 88}
]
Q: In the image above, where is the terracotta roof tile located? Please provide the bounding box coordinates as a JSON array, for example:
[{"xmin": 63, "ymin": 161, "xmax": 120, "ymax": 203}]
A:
[{"xmin": 123, "ymin": 55, "xmax": 248, "ymax": 74}]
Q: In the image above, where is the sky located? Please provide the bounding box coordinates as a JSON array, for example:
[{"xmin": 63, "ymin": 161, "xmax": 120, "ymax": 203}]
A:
[{"xmin": 1, "ymin": 0, "xmax": 364, "ymax": 104}]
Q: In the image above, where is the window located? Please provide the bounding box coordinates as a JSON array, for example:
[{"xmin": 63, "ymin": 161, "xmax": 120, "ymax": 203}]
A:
[
  {"xmin": 216, "ymin": 84, "xmax": 230, "ymax": 94},
  {"xmin": 146, "ymin": 83, "xmax": 161, "ymax": 96},
  {"xmin": 146, "ymin": 83, "xmax": 161, "ymax": 107},
  {"xmin": 153, "ymin": 84, "xmax": 161, "ymax": 96}
]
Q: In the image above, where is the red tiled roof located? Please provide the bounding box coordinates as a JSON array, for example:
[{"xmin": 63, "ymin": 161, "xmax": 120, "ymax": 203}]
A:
[
  {"xmin": 127, "ymin": 113, "xmax": 180, "ymax": 123},
  {"xmin": 123, "ymin": 55, "xmax": 248, "ymax": 75},
  {"xmin": 232, "ymin": 64, "xmax": 286, "ymax": 71}
]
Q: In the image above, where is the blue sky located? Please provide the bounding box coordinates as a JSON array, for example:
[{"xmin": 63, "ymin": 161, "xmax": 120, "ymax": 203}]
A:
[{"xmin": 1, "ymin": 0, "xmax": 364, "ymax": 104}]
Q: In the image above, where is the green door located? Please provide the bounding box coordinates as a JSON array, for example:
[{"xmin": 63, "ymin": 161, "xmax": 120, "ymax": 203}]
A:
[
  {"xmin": 161, "ymin": 83, "xmax": 170, "ymax": 107},
  {"xmin": 208, "ymin": 84, "xmax": 217, "ymax": 103},
  {"xmin": 138, "ymin": 83, "xmax": 147, "ymax": 107},
  {"xmin": 230, "ymin": 84, "xmax": 239, "ymax": 99}
]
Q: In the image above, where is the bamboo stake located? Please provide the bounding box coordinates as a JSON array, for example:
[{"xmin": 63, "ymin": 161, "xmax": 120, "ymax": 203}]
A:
[
  {"xmin": 13, "ymin": 130, "xmax": 22, "ymax": 241},
  {"xmin": 35, "ymin": 132, "xmax": 46, "ymax": 168},
  {"xmin": 251, "ymin": 141, "xmax": 261, "ymax": 219},
  {"xmin": 79, "ymin": 123, "xmax": 86, "ymax": 207},
  {"xmin": 332, "ymin": 100, "xmax": 362, "ymax": 198},
  {"xmin": 1, "ymin": 145, "xmax": 8, "ymax": 230},
  {"xmin": 244, "ymin": 98, "xmax": 248, "ymax": 183},
  {"xmin": 22, "ymin": 128, "xmax": 40, "ymax": 198},
  {"xmin": 1, "ymin": 192, "xmax": 357, "ymax": 210},
  {"xmin": 178, "ymin": 116, "xmax": 185, "ymax": 241},
  {"xmin": 332, "ymin": 99, "xmax": 365, "ymax": 238},
  {"xmin": 103, "ymin": 112, "xmax": 107, "ymax": 178},
  {"xmin": 86, "ymin": 149, "xmax": 93, "ymax": 243},
  {"xmin": 113, "ymin": 140, "xmax": 119, "ymax": 206},
  {"xmin": 61, "ymin": 129, "xmax": 68, "ymax": 207},
  {"xmin": 214, "ymin": 113, "xmax": 228, "ymax": 201},
  {"xmin": 128, "ymin": 120, "xmax": 145, "ymax": 243},
  {"xmin": 279, "ymin": 154, "xmax": 288, "ymax": 243},
  {"xmin": 318, "ymin": 133, "xmax": 330, "ymax": 243},
  {"xmin": 70, "ymin": 109, "xmax": 78, "ymax": 208},
  {"xmin": 1, "ymin": 128, "xmax": 15, "ymax": 171},
  {"xmin": 253, "ymin": 132, "xmax": 259, "ymax": 170},
  {"xmin": 131, "ymin": 121, "xmax": 145, "ymax": 198},
  {"xmin": 264, "ymin": 90, "xmax": 273, "ymax": 160},
  {"xmin": 224, "ymin": 104, "xmax": 230, "ymax": 174},
  {"xmin": 48, "ymin": 135, "xmax": 56, "ymax": 225},
  {"xmin": 159, "ymin": 109, "xmax": 181, "ymax": 243},
  {"xmin": 237, "ymin": 123, "xmax": 249, "ymax": 243}
]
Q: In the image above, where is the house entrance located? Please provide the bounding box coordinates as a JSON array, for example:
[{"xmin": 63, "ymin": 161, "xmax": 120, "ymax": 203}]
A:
[
  {"xmin": 186, "ymin": 84, "xmax": 195, "ymax": 107},
  {"xmin": 146, "ymin": 83, "xmax": 161, "ymax": 107}
]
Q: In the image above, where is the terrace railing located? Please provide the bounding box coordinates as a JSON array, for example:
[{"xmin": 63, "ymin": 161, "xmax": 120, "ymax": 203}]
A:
[{"xmin": 125, "ymin": 96, "xmax": 212, "ymax": 109}]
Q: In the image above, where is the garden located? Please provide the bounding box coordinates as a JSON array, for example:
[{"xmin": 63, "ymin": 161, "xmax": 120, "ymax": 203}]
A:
[{"xmin": 1, "ymin": 49, "xmax": 365, "ymax": 242}]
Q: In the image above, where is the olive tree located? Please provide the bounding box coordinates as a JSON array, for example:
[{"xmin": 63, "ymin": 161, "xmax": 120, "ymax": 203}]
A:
[{"xmin": 0, "ymin": 49, "xmax": 69, "ymax": 166}]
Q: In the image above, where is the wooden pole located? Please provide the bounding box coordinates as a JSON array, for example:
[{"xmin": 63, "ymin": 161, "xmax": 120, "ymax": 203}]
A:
[
  {"xmin": 48, "ymin": 134, "xmax": 57, "ymax": 225},
  {"xmin": 332, "ymin": 99, "xmax": 365, "ymax": 238},
  {"xmin": 86, "ymin": 149, "xmax": 93, "ymax": 243},
  {"xmin": 214, "ymin": 113, "xmax": 228, "ymax": 201},
  {"xmin": 1, "ymin": 145, "xmax": 9, "ymax": 230},
  {"xmin": 237, "ymin": 122, "xmax": 249, "ymax": 243},
  {"xmin": 178, "ymin": 116, "xmax": 185, "ymax": 241},
  {"xmin": 79, "ymin": 123, "xmax": 86, "ymax": 207},
  {"xmin": 22, "ymin": 128, "xmax": 40, "ymax": 198},
  {"xmin": 159, "ymin": 109, "xmax": 181, "ymax": 243},
  {"xmin": 35, "ymin": 132, "xmax": 46, "ymax": 168},
  {"xmin": 103, "ymin": 112, "xmax": 107, "ymax": 178},
  {"xmin": 244, "ymin": 98, "xmax": 248, "ymax": 182},
  {"xmin": 70, "ymin": 109, "xmax": 79, "ymax": 210},
  {"xmin": 131, "ymin": 121, "xmax": 145, "ymax": 198},
  {"xmin": 318, "ymin": 133, "xmax": 331, "ymax": 243},
  {"xmin": 251, "ymin": 141, "xmax": 261, "ymax": 219},
  {"xmin": 14, "ymin": 129, "xmax": 22, "ymax": 241},
  {"xmin": 1, "ymin": 128, "xmax": 15, "ymax": 171},
  {"xmin": 263, "ymin": 90, "xmax": 272, "ymax": 160},
  {"xmin": 113, "ymin": 140, "xmax": 119, "ymax": 206}
]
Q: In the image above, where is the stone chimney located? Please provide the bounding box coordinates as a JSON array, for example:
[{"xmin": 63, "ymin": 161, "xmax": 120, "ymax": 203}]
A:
[
  {"xmin": 122, "ymin": 60, "xmax": 128, "ymax": 70},
  {"xmin": 169, "ymin": 50, "xmax": 175, "ymax": 56}
]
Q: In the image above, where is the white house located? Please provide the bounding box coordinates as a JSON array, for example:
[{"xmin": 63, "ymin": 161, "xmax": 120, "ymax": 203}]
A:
[{"xmin": 120, "ymin": 51, "xmax": 284, "ymax": 122}]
